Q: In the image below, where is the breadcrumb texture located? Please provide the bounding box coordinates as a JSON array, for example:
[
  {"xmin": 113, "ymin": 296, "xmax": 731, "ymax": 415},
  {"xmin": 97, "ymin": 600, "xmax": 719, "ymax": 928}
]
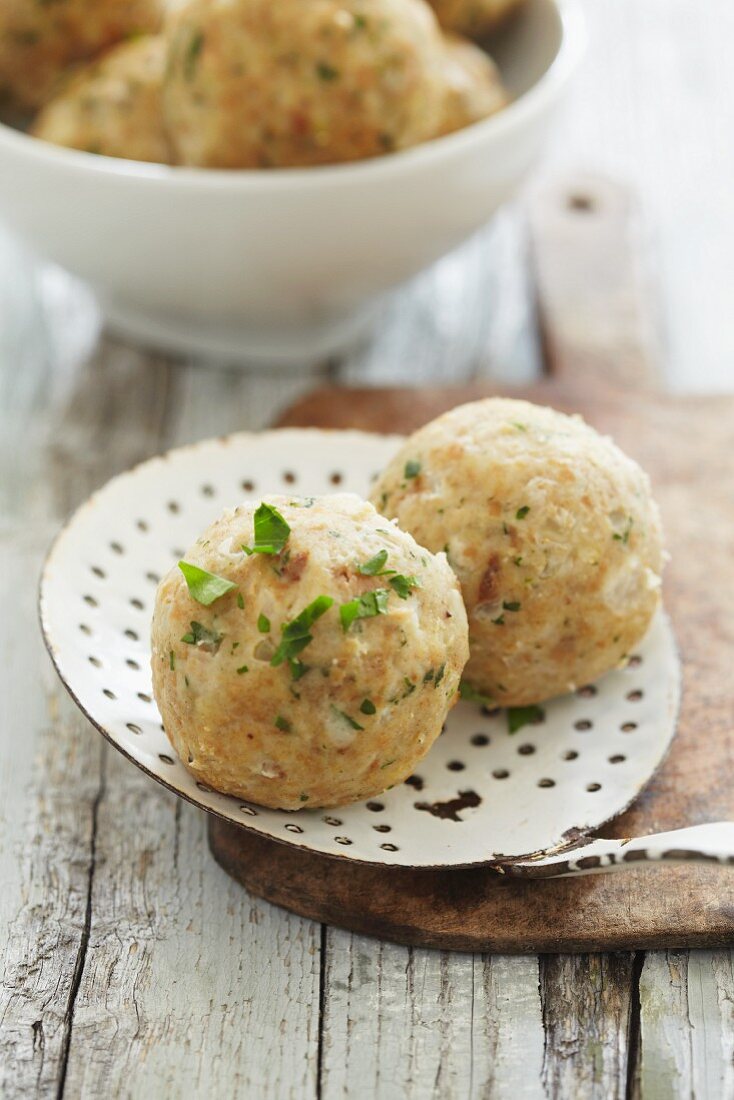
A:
[
  {"xmin": 32, "ymin": 36, "xmax": 168, "ymax": 163},
  {"xmin": 371, "ymin": 398, "xmax": 665, "ymax": 705},
  {"xmin": 0, "ymin": 0, "xmax": 162, "ymax": 110},
  {"xmin": 428, "ymin": 0, "xmax": 524, "ymax": 38},
  {"xmin": 163, "ymin": 0, "xmax": 447, "ymax": 168},
  {"xmin": 435, "ymin": 32, "xmax": 507, "ymax": 137},
  {"xmin": 151, "ymin": 493, "xmax": 468, "ymax": 809}
]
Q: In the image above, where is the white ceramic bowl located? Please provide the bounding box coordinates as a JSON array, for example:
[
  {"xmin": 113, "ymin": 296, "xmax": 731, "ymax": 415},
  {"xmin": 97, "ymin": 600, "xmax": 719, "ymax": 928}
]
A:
[{"xmin": 0, "ymin": 0, "xmax": 583, "ymax": 363}]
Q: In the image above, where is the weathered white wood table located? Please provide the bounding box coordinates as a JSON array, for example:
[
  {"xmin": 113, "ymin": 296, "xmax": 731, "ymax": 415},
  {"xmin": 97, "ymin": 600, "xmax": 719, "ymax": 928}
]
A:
[{"xmin": 2, "ymin": 2, "xmax": 734, "ymax": 1096}]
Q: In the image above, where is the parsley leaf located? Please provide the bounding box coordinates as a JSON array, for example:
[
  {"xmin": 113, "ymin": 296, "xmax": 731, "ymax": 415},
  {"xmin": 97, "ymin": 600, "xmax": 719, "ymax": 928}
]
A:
[
  {"xmin": 459, "ymin": 681, "xmax": 495, "ymax": 707},
  {"xmin": 503, "ymin": 600, "xmax": 521, "ymax": 612},
  {"xmin": 181, "ymin": 621, "xmax": 223, "ymax": 651},
  {"xmin": 389, "ymin": 574, "xmax": 420, "ymax": 599},
  {"xmin": 270, "ymin": 595, "xmax": 335, "ymax": 668},
  {"xmin": 236, "ymin": 665, "xmax": 249, "ymax": 675},
  {"xmin": 340, "ymin": 588, "xmax": 390, "ymax": 631},
  {"xmin": 178, "ymin": 560, "xmax": 237, "ymax": 606},
  {"xmin": 257, "ymin": 613, "xmax": 271, "ymax": 633},
  {"xmin": 404, "ymin": 459, "xmax": 421, "ymax": 479},
  {"xmin": 357, "ymin": 549, "xmax": 394, "ymax": 576},
  {"xmin": 507, "ymin": 705, "xmax": 545, "ymax": 734},
  {"xmin": 243, "ymin": 503, "xmax": 291, "ymax": 556},
  {"xmin": 359, "ymin": 698, "xmax": 376, "ymax": 715},
  {"xmin": 515, "ymin": 506, "xmax": 530, "ymax": 520},
  {"xmin": 331, "ymin": 705, "xmax": 364, "ymax": 732},
  {"xmin": 274, "ymin": 715, "xmax": 291, "ymax": 732}
]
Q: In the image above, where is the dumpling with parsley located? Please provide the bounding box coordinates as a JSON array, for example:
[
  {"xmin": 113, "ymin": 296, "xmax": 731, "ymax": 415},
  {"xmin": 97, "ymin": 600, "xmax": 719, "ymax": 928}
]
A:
[
  {"xmin": 162, "ymin": 0, "xmax": 446, "ymax": 168},
  {"xmin": 151, "ymin": 494, "xmax": 468, "ymax": 810},
  {"xmin": 370, "ymin": 399, "xmax": 665, "ymax": 707}
]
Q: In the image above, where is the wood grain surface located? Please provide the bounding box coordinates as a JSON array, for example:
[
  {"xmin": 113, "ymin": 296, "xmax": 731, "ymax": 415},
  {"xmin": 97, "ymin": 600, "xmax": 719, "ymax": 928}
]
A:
[{"xmin": 208, "ymin": 178, "xmax": 734, "ymax": 953}]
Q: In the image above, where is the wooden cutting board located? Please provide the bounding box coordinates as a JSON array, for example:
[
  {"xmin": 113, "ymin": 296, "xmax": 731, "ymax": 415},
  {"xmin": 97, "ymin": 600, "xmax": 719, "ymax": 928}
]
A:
[{"xmin": 208, "ymin": 177, "xmax": 734, "ymax": 952}]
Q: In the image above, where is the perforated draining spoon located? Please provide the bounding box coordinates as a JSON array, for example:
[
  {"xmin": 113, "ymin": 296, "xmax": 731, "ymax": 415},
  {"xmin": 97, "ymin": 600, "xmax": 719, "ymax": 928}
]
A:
[{"xmin": 503, "ymin": 822, "xmax": 734, "ymax": 877}]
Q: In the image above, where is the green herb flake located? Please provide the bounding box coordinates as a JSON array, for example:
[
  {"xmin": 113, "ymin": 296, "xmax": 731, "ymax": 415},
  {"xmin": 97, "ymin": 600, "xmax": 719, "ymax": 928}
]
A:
[
  {"xmin": 516, "ymin": 506, "xmax": 530, "ymax": 520},
  {"xmin": 389, "ymin": 574, "xmax": 420, "ymax": 600},
  {"xmin": 169, "ymin": 650, "xmax": 175, "ymax": 670},
  {"xmin": 275, "ymin": 715, "xmax": 292, "ymax": 732},
  {"xmin": 503, "ymin": 601, "xmax": 521, "ymax": 612},
  {"xmin": 434, "ymin": 663, "xmax": 446, "ymax": 688},
  {"xmin": 380, "ymin": 759, "xmax": 396, "ymax": 770},
  {"xmin": 513, "ymin": 556, "xmax": 523, "ymax": 567},
  {"xmin": 507, "ymin": 704, "xmax": 545, "ymax": 734},
  {"xmin": 492, "ymin": 614, "xmax": 505, "ymax": 626},
  {"xmin": 316, "ymin": 61, "xmax": 339, "ymax": 81},
  {"xmin": 184, "ymin": 30, "xmax": 204, "ymax": 81},
  {"xmin": 357, "ymin": 549, "xmax": 393, "ymax": 576},
  {"xmin": 299, "ymin": 793, "xmax": 310, "ymax": 802},
  {"xmin": 181, "ymin": 621, "xmax": 223, "ymax": 651},
  {"xmin": 612, "ymin": 516, "xmax": 633, "ymax": 544},
  {"xmin": 512, "ymin": 421, "xmax": 528, "ymax": 431},
  {"xmin": 257, "ymin": 613, "xmax": 271, "ymax": 634},
  {"xmin": 459, "ymin": 681, "xmax": 495, "ymax": 707},
  {"xmin": 289, "ymin": 658, "xmax": 309, "ymax": 681},
  {"xmin": 178, "ymin": 561, "xmax": 237, "ymax": 606},
  {"xmin": 404, "ymin": 459, "xmax": 421, "ymax": 479},
  {"xmin": 270, "ymin": 595, "xmax": 335, "ymax": 669},
  {"xmin": 243, "ymin": 503, "xmax": 291, "ymax": 556},
  {"xmin": 340, "ymin": 588, "xmax": 390, "ymax": 631},
  {"xmin": 236, "ymin": 665, "xmax": 249, "ymax": 675},
  {"xmin": 359, "ymin": 698, "xmax": 376, "ymax": 715},
  {"xmin": 237, "ymin": 592, "xmax": 245, "ymax": 610},
  {"xmin": 331, "ymin": 705, "xmax": 364, "ymax": 732}
]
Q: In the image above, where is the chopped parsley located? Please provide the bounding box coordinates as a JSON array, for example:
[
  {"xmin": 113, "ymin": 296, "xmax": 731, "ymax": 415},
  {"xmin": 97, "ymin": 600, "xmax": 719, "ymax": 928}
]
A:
[
  {"xmin": 359, "ymin": 699, "xmax": 376, "ymax": 715},
  {"xmin": 184, "ymin": 31, "xmax": 204, "ymax": 81},
  {"xmin": 242, "ymin": 503, "xmax": 291, "ymax": 556},
  {"xmin": 316, "ymin": 61, "xmax": 339, "ymax": 81},
  {"xmin": 257, "ymin": 613, "xmax": 271, "ymax": 633},
  {"xmin": 331, "ymin": 705, "xmax": 364, "ymax": 732},
  {"xmin": 236, "ymin": 665, "xmax": 249, "ymax": 675},
  {"xmin": 288, "ymin": 658, "xmax": 309, "ymax": 681},
  {"xmin": 389, "ymin": 574, "xmax": 420, "ymax": 600},
  {"xmin": 357, "ymin": 549, "xmax": 393, "ymax": 576},
  {"xmin": 503, "ymin": 601, "xmax": 521, "ymax": 612},
  {"xmin": 299, "ymin": 792, "xmax": 310, "ymax": 802},
  {"xmin": 513, "ymin": 556, "xmax": 523, "ymax": 567},
  {"xmin": 237, "ymin": 592, "xmax": 245, "ymax": 610},
  {"xmin": 434, "ymin": 664, "xmax": 446, "ymax": 688},
  {"xmin": 274, "ymin": 715, "xmax": 292, "ymax": 732},
  {"xmin": 381, "ymin": 759, "xmax": 396, "ymax": 769},
  {"xmin": 181, "ymin": 621, "xmax": 223, "ymax": 651},
  {"xmin": 515, "ymin": 506, "xmax": 530, "ymax": 520},
  {"xmin": 270, "ymin": 595, "xmax": 335, "ymax": 669},
  {"xmin": 178, "ymin": 560, "xmax": 237, "ymax": 606},
  {"xmin": 492, "ymin": 615, "xmax": 505, "ymax": 626},
  {"xmin": 340, "ymin": 588, "xmax": 390, "ymax": 631},
  {"xmin": 507, "ymin": 705, "xmax": 545, "ymax": 734},
  {"xmin": 404, "ymin": 459, "xmax": 421, "ymax": 479},
  {"xmin": 169, "ymin": 650, "xmax": 175, "ymax": 670},
  {"xmin": 459, "ymin": 682, "xmax": 495, "ymax": 707},
  {"xmin": 613, "ymin": 516, "xmax": 633, "ymax": 544}
]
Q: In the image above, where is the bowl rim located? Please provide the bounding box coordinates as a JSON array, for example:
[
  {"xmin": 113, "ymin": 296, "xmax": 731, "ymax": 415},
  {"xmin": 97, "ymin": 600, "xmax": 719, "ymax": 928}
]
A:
[{"xmin": 0, "ymin": 0, "xmax": 584, "ymax": 191}]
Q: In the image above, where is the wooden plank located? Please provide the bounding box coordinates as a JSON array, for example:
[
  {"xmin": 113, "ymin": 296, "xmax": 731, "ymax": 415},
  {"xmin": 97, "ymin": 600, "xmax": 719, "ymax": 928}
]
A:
[
  {"xmin": 539, "ymin": 954, "xmax": 637, "ymax": 1099},
  {"xmin": 320, "ymin": 937, "xmax": 545, "ymax": 1099},
  {"xmin": 635, "ymin": 950, "xmax": 734, "ymax": 1100}
]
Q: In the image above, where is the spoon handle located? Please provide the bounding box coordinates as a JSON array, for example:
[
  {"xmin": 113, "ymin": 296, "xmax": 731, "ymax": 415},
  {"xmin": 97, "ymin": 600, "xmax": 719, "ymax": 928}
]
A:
[{"xmin": 504, "ymin": 822, "xmax": 734, "ymax": 878}]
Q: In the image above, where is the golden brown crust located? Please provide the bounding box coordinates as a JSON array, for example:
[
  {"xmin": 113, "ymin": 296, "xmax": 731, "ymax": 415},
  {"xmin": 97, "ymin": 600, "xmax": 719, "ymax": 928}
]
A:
[
  {"xmin": 151, "ymin": 494, "xmax": 469, "ymax": 809},
  {"xmin": 162, "ymin": 0, "xmax": 447, "ymax": 168},
  {"xmin": 0, "ymin": 0, "xmax": 163, "ymax": 110},
  {"xmin": 370, "ymin": 398, "xmax": 665, "ymax": 706},
  {"xmin": 32, "ymin": 36, "xmax": 169, "ymax": 163}
]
